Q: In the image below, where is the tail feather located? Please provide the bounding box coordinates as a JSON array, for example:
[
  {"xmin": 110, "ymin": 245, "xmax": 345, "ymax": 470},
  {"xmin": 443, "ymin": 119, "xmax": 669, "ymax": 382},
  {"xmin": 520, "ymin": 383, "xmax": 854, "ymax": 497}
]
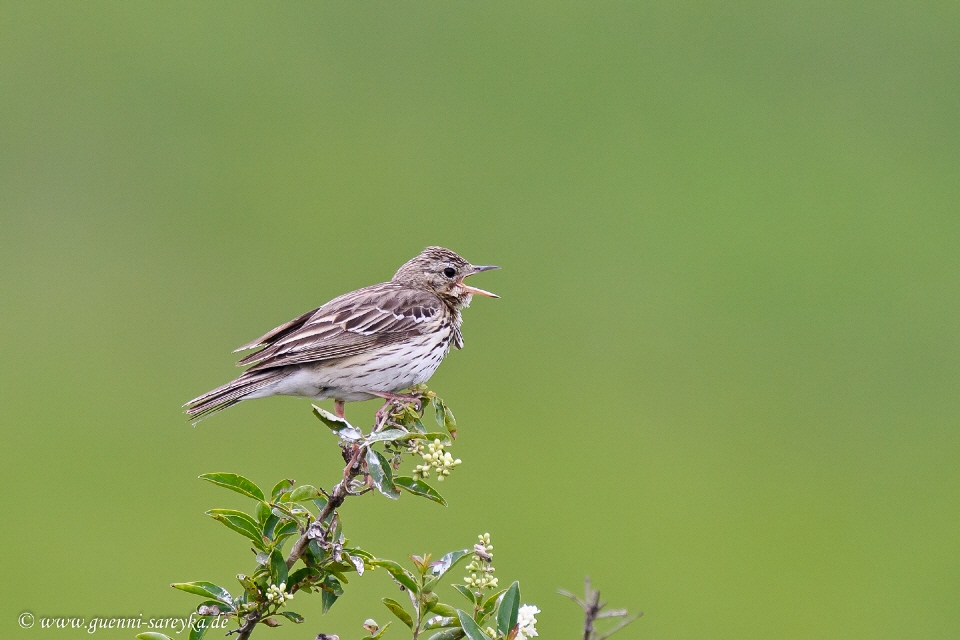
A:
[{"xmin": 184, "ymin": 369, "xmax": 286, "ymax": 424}]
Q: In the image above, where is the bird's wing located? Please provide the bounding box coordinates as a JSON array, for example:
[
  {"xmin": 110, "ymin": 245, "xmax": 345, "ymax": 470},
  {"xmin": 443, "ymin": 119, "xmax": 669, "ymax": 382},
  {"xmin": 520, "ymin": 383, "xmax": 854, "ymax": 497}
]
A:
[
  {"xmin": 234, "ymin": 307, "xmax": 321, "ymax": 352},
  {"xmin": 237, "ymin": 283, "xmax": 445, "ymax": 371}
]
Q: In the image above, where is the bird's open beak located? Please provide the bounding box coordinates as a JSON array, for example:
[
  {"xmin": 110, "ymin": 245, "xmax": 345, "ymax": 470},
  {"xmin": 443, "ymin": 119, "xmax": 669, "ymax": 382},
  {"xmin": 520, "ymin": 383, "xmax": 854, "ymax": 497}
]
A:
[{"xmin": 462, "ymin": 265, "xmax": 500, "ymax": 298}]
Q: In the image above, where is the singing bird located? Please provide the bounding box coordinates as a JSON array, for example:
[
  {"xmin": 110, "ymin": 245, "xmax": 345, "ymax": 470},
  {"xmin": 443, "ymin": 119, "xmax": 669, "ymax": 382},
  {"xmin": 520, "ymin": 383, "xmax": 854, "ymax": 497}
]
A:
[{"xmin": 184, "ymin": 247, "xmax": 499, "ymax": 423}]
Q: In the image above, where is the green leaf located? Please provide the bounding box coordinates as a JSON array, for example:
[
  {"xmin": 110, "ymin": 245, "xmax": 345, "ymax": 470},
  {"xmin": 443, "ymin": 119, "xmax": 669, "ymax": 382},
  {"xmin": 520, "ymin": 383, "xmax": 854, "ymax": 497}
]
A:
[
  {"xmin": 424, "ymin": 616, "xmax": 459, "ymax": 630},
  {"xmin": 396, "ymin": 432, "xmax": 452, "ymax": 444},
  {"xmin": 187, "ymin": 618, "xmax": 210, "ymax": 640},
  {"xmin": 457, "ymin": 610, "xmax": 487, "ymax": 640},
  {"xmin": 312, "ymin": 405, "xmax": 362, "ymax": 440},
  {"xmin": 365, "ymin": 428, "xmax": 407, "ymax": 443},
  {"xmin": 432, "ymin": 398, "xmax": 457, "ymax": 438},
  {"xmin": 320, "ymin": 574, "xmax": 344, "ymax": 596},
  {"xmin": 287, "ymin": 566, "xmax": 321, "ymax": 588},
  {"xmin": 382, "ymin": 598, "xmax": 414, "ymax": 629},
  {"xmin": 430, "ymin": 549, "xmax": 471, "ymax": 576},
  {"xmin": 395, "ymin": 476, "xmax": 447, "ymax": 506},
  {"xmin": 451, "ymin": 584, "xmax": 476, "ymax": 604},
  {"xmin": 262, "ymin": 513, "xmax": 280, "ymax": 540},
  {"xmin": 170, "ymin": 582, "xmax": 233, "ymax": 605},
  {"xmin": 321, "ymin": 589, "xmax": 339, "ymax": 613},
  {"xmin": 199, "ymin": 473, "xmax": 265, "ymax": 502},
  {"xmin": 255, "ymin": 501, "xmax": 272, "ymax": 527},
  {"xmin": 270, "ymin": 478, "xmax": 295, "ymax": 500},
  {"xmin": 442, "ymin": 405, "xmax": 457, "ymax": 438},
  {"xmin": 137, "ymin": 634, "xmax": 176, "ymax": 640},
  {"xmin": 496, "ymin": 582, "xmax": 520, "ymax": 637},
  {"xmin": 428, "ymin": 603, "xmax": 459, "ymax": 617},
  {"xmin": 345, "ymin": 546, "xmax": 375, "ymax": 560},
  {"xmin": 288, "ymin": 484, "xmax": 323, "ymax": 502},
  {"xmin": 206, "ymin": 509, "xmax": 266, "ymax": 550},
  {"xmin": 432, "ymin": 397, "xmax": 445, "ymax": 427},
  {"xmin": 269, "ymin": 548, "xmax": 288, "ymax": 587},
  {"xmin": 370, "ymin": 559, "xmax": 419, "ymax": 593},
  {"xmin": 280, "ymin": 611, "xmax": 304, "ymax": 623},
  {"xmin": 427, "ymin": 629, "xmax": 465, "ymax": 640},
  {"xmin": 370, "ymin": 621, "xmax": 392, "ymax": 639},
  {"xmin": 273, "ymin": 519, "xmax": 299, "ymax": 543},
  {"xmin": 480, "ymin": 589, "xmax": 507, "ymax": 620},
  {"xmin": 366, "ymin": 448, "xmax": 400, "ymax": 499}
]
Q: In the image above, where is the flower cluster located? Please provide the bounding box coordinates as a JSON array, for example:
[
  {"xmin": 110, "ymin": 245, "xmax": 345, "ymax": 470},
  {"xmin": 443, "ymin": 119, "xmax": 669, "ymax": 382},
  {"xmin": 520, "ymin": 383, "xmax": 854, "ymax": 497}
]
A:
[
  {"xmin": 464, "ymin": 533, "xmax": 497, "ymax": 590},
  {"xmin": 411, "ymin": 438, "xmax": 461, "ymax": 481},
  {"xmin": 265, "ymin": 582, "xmax": 293, "ymax": 605},
  {"xmin": 516, "ymin": 604, "xmax": 540, "ymax": 640}
]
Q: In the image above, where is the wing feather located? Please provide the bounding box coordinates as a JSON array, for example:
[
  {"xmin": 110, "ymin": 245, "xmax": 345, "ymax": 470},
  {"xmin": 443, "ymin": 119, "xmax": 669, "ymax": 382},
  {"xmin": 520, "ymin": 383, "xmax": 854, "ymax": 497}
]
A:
[{"xmin": 236, "ymin": 283, "xmax": 445, "ymax": 372}]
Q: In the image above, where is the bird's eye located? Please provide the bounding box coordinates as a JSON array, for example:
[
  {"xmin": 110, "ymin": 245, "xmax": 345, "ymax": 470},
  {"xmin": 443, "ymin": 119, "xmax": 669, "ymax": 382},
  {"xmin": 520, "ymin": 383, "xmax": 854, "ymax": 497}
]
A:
[{"xmin": 443, "ymin": 267, "xmax": 456, "ymax": 278}]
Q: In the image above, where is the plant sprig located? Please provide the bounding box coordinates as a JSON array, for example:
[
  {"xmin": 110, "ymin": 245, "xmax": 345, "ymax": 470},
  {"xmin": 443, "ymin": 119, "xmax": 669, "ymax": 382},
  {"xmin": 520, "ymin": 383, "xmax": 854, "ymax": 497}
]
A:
[{"xmin": 143, "ymin": 387, "xmax": 501, "ymax": 640}]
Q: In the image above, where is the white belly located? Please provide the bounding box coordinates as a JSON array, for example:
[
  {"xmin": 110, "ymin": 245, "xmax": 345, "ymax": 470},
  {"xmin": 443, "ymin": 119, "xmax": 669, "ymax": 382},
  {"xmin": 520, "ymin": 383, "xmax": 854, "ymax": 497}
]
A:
[{"xmin": 251, "ymin": 331, "xmax": 451, "ymax": 402}]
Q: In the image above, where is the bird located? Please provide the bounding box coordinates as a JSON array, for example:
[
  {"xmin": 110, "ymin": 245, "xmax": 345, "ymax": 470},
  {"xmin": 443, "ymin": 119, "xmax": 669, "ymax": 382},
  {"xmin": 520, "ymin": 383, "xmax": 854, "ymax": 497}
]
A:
[{"xmin": 184, "ymin": 247, "xmax": 499, "ymax": 423}]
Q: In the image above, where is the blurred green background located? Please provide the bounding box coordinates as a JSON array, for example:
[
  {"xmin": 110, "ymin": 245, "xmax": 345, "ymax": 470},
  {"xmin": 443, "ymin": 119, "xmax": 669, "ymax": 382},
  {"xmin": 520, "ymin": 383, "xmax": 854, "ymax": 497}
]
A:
[{"xmin": 2, "ymin": 2, "xmax": 959, "ymax": 639}]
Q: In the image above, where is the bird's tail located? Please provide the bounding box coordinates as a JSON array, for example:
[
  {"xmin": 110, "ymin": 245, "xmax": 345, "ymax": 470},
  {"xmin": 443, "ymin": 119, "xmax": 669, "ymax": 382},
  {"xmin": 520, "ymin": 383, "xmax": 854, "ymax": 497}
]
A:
[{"xmin": 184, "ymin": 369, "xmax": 286, "ymax": 424}]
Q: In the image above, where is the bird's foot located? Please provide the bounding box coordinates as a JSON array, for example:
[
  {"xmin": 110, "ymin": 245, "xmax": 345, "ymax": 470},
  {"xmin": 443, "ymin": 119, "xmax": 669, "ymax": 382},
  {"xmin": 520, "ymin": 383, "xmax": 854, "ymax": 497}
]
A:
[
  {"xmin": 373, "ymin": 392, "xmax": 422, "ymax": 424},
  {"xmin": 334, "ymin": 400, "xmax": 346, "ymax": 419}
]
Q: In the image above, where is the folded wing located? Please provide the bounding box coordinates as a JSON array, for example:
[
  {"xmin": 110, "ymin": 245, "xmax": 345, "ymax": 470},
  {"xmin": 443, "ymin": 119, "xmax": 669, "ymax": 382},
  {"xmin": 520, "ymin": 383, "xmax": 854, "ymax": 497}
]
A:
[{"xmin": 236, "ymin": 283, "xmax": 444, "ymax": 372}]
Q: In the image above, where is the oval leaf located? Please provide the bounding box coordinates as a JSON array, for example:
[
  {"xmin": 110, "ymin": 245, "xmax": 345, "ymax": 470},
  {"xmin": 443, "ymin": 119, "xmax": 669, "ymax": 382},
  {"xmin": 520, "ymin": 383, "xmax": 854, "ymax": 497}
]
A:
[
  {"xmin": 312, "ymin": 405, "xmax": 362, "ymax": 440},
  {"xmin": 273, "ymin": 520, "xmax": 299, "ymax": 544},
  {"xmin": 396, "ymin": 432, "xmax": 452, "ymax": 444},
  {"xmin": 382, "ymin": 598, "xmax": 414, "ymax": 629},
  {"xmin": 206, "ymin": 509, "xmax": 265, "ymax": 550},
  {"xmin": 365, "ymin": 429, "xmax": 408, "ymax": 444},
  {"xmin": 270, "ymin": 478, "xmax": 295, "ymax": 500},
  {"xmin": 269, "ymin": 548, "xmax": 288, "ymax": 588},
  {"xmin": 424, "ymin": 616, "xmax": 459, "ymax": 630},
  {"xmin": 288, "ymin": 484, "xmax": 323, "ymax": 502},
  {"xmin": 428, "ymin": 603, "xmax": 459, "ymax": 618},
  {"xmin": 321, "ymin": 589, "xmax": 339, "ymax": 614},
  {"xmin": 170, "ymin": 581, "xmax": 233, "ymax": 605},
  {"xmin": 137, "ymin": 634, "xmax": 176, "ymax": 640},
  {"xmin": 370, "ymin": 559, "xmax": 419, "ymax": 593},
  {"xmin": 442, "ymin": 405, "xmax": 457, "ymax": 438},
  {"xmin": 188, "ymin": 618, "xmax": 210, "ymax": 640},
  {"xmin": 427, "ymin": 630, "xmax": 465, "ymax": 640},
  {"xmin": 457, "ymin": 610, "xmax": 487, "ymax": 640},
  {"xmin": 366, "ymin": 449, "xmax": 399, "ymax": 499},
  {"xmin": 395, "ymin": 476, "xmax": 447, "ymax": 506},
  {"xmin": 452, "ymin": 584, "xmax": 477, "ymax": 604},
  {"xmin": 280, "ymin": 611, "xmax": 304, "ymax": 623},
  {"xmin": 481, "ymin": 589, "xmax": 507, "ymax": 619},
  {"xmin": 369, "ymin": 621, "xmax": 393, "ymax": 639},
  {"xmin": 199, "ymin": 473, "xmax": 265, "ymax": 502},
  {"xmin": 430, "ymin": 549, "xmax": 471, "ymax": 576},
  {"xmin": 496, "ymin": 582, "xmax": 520, "ymax": 637}
]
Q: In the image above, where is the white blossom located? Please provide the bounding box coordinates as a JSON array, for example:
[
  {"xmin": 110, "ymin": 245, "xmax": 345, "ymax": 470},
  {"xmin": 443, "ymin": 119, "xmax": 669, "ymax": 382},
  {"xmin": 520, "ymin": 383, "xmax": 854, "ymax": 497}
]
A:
[{"xmin": 516, "ymin": 604, "xmax": 540, "ymax": 640}]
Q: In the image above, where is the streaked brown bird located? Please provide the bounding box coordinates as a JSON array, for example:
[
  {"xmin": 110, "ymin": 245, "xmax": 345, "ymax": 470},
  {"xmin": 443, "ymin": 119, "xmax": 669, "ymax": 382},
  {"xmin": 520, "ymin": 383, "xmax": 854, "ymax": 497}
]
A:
[{"xmin": 184, "ymin": 247, "xmax": 499, "ymax": 423}]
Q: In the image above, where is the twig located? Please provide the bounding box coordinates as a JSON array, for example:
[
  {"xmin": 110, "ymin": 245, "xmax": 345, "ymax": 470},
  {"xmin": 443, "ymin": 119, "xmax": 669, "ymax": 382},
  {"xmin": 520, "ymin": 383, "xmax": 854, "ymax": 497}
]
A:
[
  {"xmin": 235, "ymin": 399, "xmax": 411, "ymax": 640},
  {"xmin": 560, "ymin": 576, "xmax": 642, "ymax": 640}
]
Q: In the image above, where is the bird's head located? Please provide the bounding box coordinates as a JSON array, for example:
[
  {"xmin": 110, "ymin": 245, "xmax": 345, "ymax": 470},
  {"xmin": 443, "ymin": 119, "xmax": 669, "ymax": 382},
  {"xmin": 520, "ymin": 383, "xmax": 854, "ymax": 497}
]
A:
[{"xmin": 393, "ymin": 246, "xmax": 499, "ymax": 307}]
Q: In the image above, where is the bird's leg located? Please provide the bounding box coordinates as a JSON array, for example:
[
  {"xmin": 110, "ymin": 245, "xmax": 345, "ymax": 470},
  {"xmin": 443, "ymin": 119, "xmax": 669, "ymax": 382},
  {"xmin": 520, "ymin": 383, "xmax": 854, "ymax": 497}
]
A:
[
  {"xmin": 334, "ymin": 400, "xmax": 345, "ymax": 419},
  {"xmin": 374, "ymin": 402, "xmax": 393, "ymax": 425}
]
